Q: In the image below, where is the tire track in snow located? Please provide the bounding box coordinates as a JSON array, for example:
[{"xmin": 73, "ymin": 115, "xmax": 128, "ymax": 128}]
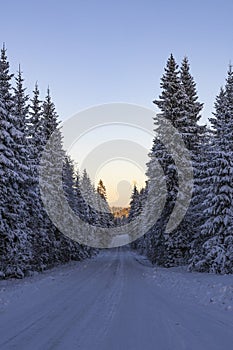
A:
[{"xmin": 0, "ymin": 251, "xmax": 118, "ymax": 349}]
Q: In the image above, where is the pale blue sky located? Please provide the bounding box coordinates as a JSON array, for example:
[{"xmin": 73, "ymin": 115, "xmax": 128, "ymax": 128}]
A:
[
  {"xmin": 1, "ymin": 0, "xmax": 232, "ymax": 124},
  {"xmin": 1, "ymin": 0, "xmax": 232, "ymax": 204}
]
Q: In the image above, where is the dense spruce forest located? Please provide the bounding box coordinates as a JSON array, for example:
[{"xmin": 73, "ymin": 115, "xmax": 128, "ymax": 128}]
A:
[
  {"xmin": 1, "ymin": 46, "xmax": 233, "ymax": 278},
  {"xmin": 0, "ymin": 45, "xmax": 113, "ymax": 278},
  {"xmin": 130, "ymin": 55, "xmax": 233, "ymax": 275}
]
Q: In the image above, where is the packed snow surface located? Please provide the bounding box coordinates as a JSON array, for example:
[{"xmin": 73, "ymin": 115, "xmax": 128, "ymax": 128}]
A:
[{"xmin": 0, "ymin": 249, "xmax": 233, "ymax": 350}]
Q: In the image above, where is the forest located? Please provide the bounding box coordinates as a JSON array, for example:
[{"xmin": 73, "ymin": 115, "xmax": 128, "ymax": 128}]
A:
[{"xmin": 1, "ymin": 45, "xmax": 233, "ymax": 278}]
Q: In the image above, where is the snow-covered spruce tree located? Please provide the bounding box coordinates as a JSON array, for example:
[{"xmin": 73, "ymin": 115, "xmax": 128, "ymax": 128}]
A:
[
  {"xmin": 143, "ymin": 54, "xmax": 206, "ymax": 267},
  {"xmin": 39, "ymin": 88, "xmax": 91, "ymax": 267},
  {"xmin": 179, "ymin": 56, "xmax": 206, "ymax": 254},
  {"xmin": 0, "ymin": 46, "xmax": 30, "ymax": 278},
  {"xmin": 128, "ymin": 185, "xmax": 140, "ymax": 222},
  {"xmin": 143, "ymin": 134, "xmax": 176, "ymax": 265},
  {"xmin": 81, "ymin": 169, "xmax": 97, "ymax": 225},
  {"xmin": 61, "ymin": 156, "xmax": 91, "ymax": 261},
  {"xmin": 130, "ymin": 186, "xmax": 149, "ymax": 254},
  {"xmin": 79, "ymin": 170, "xmax": 101, "ymax": 245},
  {"xmin": 145, "ymin": 142, "xmax": 169, "ymax": 264},
  {"xmin": 40, "ymin": 88, "xmax": 92, "ymax": 266},
  {"xmin": 145, "ymin": 54, "xmax": 191, "ymax": 266},
  {"xmin": 128, "ymin": 185, "xmax": 139, "ymax": 249},
  {"xmin": 63, "ymin": 156, "xmax": 77, "ymax": 212},
  {"xmin": 59, "ymin": 156, "xmax": 78, "ymax": 261},
  {"xmin": 0, "ymin": 44, "xmax": 14, "ymax": 113},
  {"xmin": 96, "ymin": 179, "xmax": 113, "ymax": 229},
  {"xmin": 186, "ymin": 126, "xmax": 211, "ymax": 266},
  {"xmin": 128, "ymin": 185, "xmax": 149, "ymax": 251},
  {"xmin": 36, "ymin": 87, "xmax": 64, "ymax": 268},
  {"xmin": 81, "ymin": 172, "xmax": 112, "ymax": 246},
  {"xmin": 189, "ymin": 67, "xmax": 233, "ymax": 273},
  {"xmin": 73, "ymin": 170, "xmax": 94, "ymax": 256},
  {"xmin": 74, "ymin": 170, "xmax": 88, "ymax": 222},
  {"xmin": 12, "ymin": 66, "xmax": 37, "ymax": 273},
  {"xmin": 26, "ymin": 82, "xmax": 54, "ymax": 270},
  {"xmin": 97, "ymin": 179, "xmax": 107, "ymax": 200},
  {"xmin": 180, "ymin": 57, "xmax": 203, "ymax": 129},
  {"xmin": 27, "ymin": 82, "xmax": 45, "ymax": 158},
  {"xmin": 73, "ymin": 170, "xmax": 97, "ymax": 249}
]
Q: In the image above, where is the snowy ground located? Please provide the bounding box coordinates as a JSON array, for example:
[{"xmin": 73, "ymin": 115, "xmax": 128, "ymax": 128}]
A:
[{"xmin": 0, "ymin": 249, "xmax": 233, "ymax": 350}]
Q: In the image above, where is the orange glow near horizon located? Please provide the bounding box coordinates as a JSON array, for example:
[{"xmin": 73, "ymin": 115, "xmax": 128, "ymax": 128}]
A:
[{"xmin": 95, "ymin": 159, "xmax": 147, "ymax": 207}]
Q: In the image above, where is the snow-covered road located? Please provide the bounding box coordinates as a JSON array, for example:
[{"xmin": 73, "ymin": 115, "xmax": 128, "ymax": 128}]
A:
[{"xmin": 0, "ymin": 249, "xmax": 233, "ymax": 350}]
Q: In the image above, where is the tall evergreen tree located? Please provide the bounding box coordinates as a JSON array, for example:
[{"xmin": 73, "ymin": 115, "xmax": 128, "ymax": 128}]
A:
[
  {"xmin": 0, "ymin": 43, "xmax": 14, "ymax": 112},
  {"xmin": 144, "ymin": 54, "xmax": 207, "ymax": 266},
  {"xmin": 74, "ymin": 170, "xmax": 89, "ymax": 222},
  {"xmin": 81, "ymin": 169, "xmax": 96, "ymax": 224},
  {"xmin": 0, "ymin": 46, "xmax": 30, "ymax": 277},
  {"xmin": 128, "ymin": 185, "xmax": 140, "ymax": 221},
  {"xmin": 96, "ymin": 179, "xmax": 113, "ymax": 229},
  {"xmin": 26, "ymin": 82, "xmax": 52, "ymax": 270},
  {"xmin": 146, "ymin": 54, "xmax": 188, "ymax": 266},
  {"xmin": 180, "ymin": 56, "xmax": 203, "ymax": 126},
  {"xmin": 63, "ymin": 156, "xmax": 76, "ymax": 211},
  {"xmin": 13, "ymin": 66, "xmax": 35, "ymax": 265},
  {"xmin": 39, "ymin": 87, "xmax": 65, "ymax": 266},
  {"xmin": 0, "ymin": 48, "xmax": 94, "ymax": 278},
  {"xmin": 28, "ymin": 82, "xmax": 44, "ymax": 155},
  {"xmin": 189, "ymin": 67, "xmax": 233, "ymax": 273},
  {"xmin": 178, "ymin": 56, "xmax": 206, "ymax": 261},
  {"xmin": 97, "ymin": 179, "xmax": 107, "ymax": 201}
]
